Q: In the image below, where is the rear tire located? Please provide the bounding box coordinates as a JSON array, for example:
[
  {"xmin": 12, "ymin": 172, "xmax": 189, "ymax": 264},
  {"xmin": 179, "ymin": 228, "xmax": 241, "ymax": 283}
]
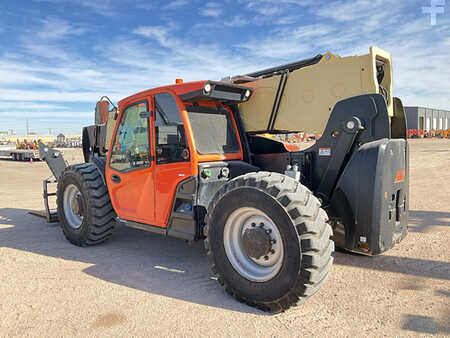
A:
[
  {"xmin": 205, "ymin": 172, "xmax": 334, "ymax": 313},
  {"xmin": 57, "ymin": 163, "xmax": 116, "ymax": 246}
]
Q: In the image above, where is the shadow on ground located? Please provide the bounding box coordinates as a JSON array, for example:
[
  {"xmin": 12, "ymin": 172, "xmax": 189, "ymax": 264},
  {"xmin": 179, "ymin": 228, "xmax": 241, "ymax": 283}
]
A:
[
  {"xmin": 0, "ymin": 208, "xmax": 263, "ymax": 315},
  {"xmin": 408, "ymin": 210, "xmax": 450, "ymax": 233},
  {"xmin": 333, "ymin": 209, "xmax": 450, "ymax": 335},
  {"xmin": 402, "ymin": 313, "xmax": 450, "ymax": 335},
  {"xmin": 331, "ymin": 209, "xmax": 450, "ymax": 280},
  {"xmin": 1, "ymin": 207, "xmax": 449, "ymax": 315},
  {"xmin": 333, "ymin": 250, "xmax": 450, "ymax": 281}
]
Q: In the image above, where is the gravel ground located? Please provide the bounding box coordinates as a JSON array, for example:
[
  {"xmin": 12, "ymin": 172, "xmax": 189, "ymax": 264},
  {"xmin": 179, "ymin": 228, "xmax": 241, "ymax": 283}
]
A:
[{"xmin": 0, "ymin": 139, "xmax": 449, "ymax": 337}]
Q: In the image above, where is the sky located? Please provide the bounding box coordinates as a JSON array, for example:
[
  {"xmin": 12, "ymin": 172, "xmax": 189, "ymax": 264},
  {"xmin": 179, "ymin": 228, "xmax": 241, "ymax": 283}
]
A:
[{"xmin": 0, "ymin": 0, "xmax": 449, "ymax": 135}]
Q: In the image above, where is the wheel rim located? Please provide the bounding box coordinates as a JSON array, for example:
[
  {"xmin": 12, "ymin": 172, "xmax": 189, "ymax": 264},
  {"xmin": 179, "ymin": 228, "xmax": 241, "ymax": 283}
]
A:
[
  {"xmin": 223, "ymin": 207, "xmax": 284, "ymax": 282},
  {"xmin": 63, "ymin": 184, "xmax": 84, "ymax": 229}
]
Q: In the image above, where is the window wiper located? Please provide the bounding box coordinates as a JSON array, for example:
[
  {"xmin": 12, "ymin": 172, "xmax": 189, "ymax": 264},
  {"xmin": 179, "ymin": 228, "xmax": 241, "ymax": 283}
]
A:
[{"xmin": 155, "ymin": 101, "xmax": 170, "ymax": 125}]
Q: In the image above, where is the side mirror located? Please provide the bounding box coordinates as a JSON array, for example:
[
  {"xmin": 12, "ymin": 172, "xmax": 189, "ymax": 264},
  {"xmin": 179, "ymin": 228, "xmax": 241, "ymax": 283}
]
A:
[
  {"xmin": 95, "ymin": 101, "xmax": 110, "ymax": 125},
  {"xmin": 140, "ymin": 110, "xmax": 153, "ymax": 118}
]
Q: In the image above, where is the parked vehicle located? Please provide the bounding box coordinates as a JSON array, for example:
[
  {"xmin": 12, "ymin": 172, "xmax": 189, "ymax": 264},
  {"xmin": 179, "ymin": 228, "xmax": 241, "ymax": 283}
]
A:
[{"xmin": 38, "ymin": 46, "xmax": 409, "ymax": 312}]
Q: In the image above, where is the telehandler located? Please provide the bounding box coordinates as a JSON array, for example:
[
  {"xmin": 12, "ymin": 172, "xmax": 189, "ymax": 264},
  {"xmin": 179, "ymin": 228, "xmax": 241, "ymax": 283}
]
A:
[{"xmin": 38, "ymin": 46, "xmax": 408, "ymax": 312}]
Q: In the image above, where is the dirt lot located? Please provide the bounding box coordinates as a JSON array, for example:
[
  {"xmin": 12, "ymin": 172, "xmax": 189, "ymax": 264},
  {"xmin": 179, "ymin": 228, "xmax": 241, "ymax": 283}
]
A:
[{"xmin": 0, "ymin": 139, "xmax": 449, "ymax": 337}]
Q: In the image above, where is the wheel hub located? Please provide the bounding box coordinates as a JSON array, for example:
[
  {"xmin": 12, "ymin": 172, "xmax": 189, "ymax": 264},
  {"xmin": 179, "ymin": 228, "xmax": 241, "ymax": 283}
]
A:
[
  {"xmin": 242, "ymin": 228, "xmax": 271, "ymax": 259},
  {"xmin": 70, "ymin": 194, "xmax": 84, "ymax": 217},
  {"xmin": 223, "ymin": 207, "xmax": 284, "ymax": 282},
  {"xmin": 63, "ymin": 184, "xmax": 84, "ymax": 229}
]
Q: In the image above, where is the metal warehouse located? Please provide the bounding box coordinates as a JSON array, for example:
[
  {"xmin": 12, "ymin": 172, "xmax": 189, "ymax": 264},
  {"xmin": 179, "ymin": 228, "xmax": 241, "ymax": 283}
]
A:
[{"xmin": 405, "ymin": 106, "xmax": 450, "ymax": 131}]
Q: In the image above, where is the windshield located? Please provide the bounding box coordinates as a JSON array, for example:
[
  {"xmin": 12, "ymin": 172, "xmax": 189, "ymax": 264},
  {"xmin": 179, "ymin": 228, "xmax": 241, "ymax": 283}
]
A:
[{"xmin": 186, "ymin": 105, "xmax": 240, "ymax": 154}]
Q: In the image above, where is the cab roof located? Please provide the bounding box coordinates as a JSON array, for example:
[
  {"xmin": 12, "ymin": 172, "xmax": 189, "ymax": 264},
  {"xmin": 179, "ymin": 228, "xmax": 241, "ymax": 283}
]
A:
[
  {"xmin": 119, "ymin": 80, "xmax": 252, "ymax": 107},
  {"xmin": 118, "ymin": 80, "xmax": 207, "ymax": 106}
]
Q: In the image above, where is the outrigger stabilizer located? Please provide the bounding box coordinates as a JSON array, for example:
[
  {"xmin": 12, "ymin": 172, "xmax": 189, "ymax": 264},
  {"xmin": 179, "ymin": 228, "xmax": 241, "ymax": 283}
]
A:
[{"xmin": 29, "ymin": 141, "xmax": 68, "ymax": 223}]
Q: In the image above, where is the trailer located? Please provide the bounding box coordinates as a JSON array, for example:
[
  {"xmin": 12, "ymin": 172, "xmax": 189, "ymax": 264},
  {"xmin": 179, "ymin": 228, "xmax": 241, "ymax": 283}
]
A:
[{"xmin": 0, "ymin": 148, "xmax": 40, "ymax": 161}]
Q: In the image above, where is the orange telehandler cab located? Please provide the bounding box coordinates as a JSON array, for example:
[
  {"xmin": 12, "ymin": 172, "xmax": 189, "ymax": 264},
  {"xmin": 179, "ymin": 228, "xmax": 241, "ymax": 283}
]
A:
[{"xmin": 39, "ymin": 48, "xmax": 409, "ymax": 312}]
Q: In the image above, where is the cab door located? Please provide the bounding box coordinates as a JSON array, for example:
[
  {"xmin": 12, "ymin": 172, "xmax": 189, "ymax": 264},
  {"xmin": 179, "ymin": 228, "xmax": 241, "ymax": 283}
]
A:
[
  {"xmin": 153, "ymin": 92, "xmax": 195, "ymax": 226},
  {"xmin": 106, "ymin": 99, "xmax": 156, "ymax": 225}
]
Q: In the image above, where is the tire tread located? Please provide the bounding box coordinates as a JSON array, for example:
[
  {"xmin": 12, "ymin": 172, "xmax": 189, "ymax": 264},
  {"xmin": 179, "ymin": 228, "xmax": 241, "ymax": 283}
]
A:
[
  {"xmin": 57, "ymin": 163, "xmax": 116, "ymax": 247},
  {"xmin": 204, "ymin": 171, "xmax": 334, "ymax": 313}
]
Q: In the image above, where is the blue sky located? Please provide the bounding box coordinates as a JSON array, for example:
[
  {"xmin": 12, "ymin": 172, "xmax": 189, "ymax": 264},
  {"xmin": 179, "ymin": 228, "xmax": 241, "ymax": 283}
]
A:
[{"xmin": 0, "ymin": 0, "xmax": 449, "ymax": 135}]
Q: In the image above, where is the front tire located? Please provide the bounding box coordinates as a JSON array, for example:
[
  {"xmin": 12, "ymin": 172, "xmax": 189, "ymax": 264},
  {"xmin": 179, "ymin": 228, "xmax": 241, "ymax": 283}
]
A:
[
  {"xmin": 57, "ymin": 163, "xmax": 116, "ymax": 246},
  {"xmin": 205, "ymin": 172, "xmax": 334, "ymax": 313}
]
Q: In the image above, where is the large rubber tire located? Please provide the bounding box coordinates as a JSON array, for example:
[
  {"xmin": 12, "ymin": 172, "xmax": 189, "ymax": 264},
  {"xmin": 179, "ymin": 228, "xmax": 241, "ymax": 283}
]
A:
[
  {"xmin": 57, "ymin": 163, "xmax": 116, "ymax": 246},
  {"xmin": 205, "ymin": 172, "xmax": 334, "ymax": 313}
]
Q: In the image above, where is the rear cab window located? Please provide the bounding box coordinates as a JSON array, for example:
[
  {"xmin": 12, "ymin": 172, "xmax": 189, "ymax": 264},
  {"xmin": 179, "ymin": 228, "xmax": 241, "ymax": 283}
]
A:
[{"xmin": 186, "ymin": 104, "xmax": 241, "ymax": 155}]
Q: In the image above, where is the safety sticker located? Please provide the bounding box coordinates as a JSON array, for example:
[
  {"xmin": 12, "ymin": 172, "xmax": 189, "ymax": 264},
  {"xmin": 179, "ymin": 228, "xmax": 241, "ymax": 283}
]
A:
[{"xmin": 319, "ymin": 148, "xmax": 331, "ymax": 156}]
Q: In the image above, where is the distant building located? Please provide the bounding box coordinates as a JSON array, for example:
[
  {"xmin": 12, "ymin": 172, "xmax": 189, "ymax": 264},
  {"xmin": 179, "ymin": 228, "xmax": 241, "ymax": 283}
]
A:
[
  {"xmin": 405, "ymin": 107, "xmax": 450, "ymax": 131},
  {"xmin": 56, "ymin": 133, "xmax": 66, "ymax": 144}
]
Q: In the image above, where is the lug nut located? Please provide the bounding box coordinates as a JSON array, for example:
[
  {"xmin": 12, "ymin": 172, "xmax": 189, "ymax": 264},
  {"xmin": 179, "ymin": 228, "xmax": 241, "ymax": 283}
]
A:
[
  {"xmin": 270, "ymin": 249, "xmax": 275, "ymax": 254},
  {"xmin": 259, "ymin": 222, "xmax": 264, "ymax": 227},
  {"xmin": 251, "ymin": 222, "xmax": 256, "ymax": 227},
  {"xmin": 266, "ymin": 229, "xmax": 272, "ymax": 234},
  {"xmin": 270, "ymin": 239, "xmax": 277, "ymax": 244},
  {"xmin": 264, "ymin": 255, "xmax": 269, "ymax": 261}
]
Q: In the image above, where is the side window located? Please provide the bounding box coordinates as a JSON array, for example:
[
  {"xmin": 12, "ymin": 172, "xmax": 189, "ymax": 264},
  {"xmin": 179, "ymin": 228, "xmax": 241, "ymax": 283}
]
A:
[
  {"xmin": 154, "ymin": 93, "xmax": 189, "ymax": 164},
  {"xmin": 110, "ymin": 101, "xmax": 150, "ymax": 171}
]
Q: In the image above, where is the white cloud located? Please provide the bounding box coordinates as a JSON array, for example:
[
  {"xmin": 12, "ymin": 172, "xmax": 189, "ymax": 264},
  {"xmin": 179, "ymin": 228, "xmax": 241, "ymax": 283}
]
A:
[
  {"xmin": 199, "ymin": 2, "xmax": 223, "ymax": 17},
  {"xmin": 0, "ymin": 89, "xmax": 120, "ymax": 103},
  {"xmin": 164, "ymin": 0, "xmax": 190, "ymax": 9},
  {"xmin": 133, "ymin": 26, "xmax": 173, "ymax": 47},
  {"xmin": 224, "ymin": 16, "xmax": 249, "ymax": 27},
  {"xmin": 236, "ymin": 24, "xmax": 334, "ymax": 60},
  {"xmin": 1, "ymin": 1, "xmax": 449, "ymax": 135},
  {"xmin": 318, "ymin": 0, "xmax": 381, "ymax": 21},
  {"xmin": 247, "ymin": 2, "xmax": 284, "ymax": 16},
  {"xmin": 0, "ymin": 111, "xmax": 92, "ymax": 118},
  {"xmin": 0, "ymin": 102, "xmax": 67, "ymax": 111},
  {"xmin": 291, "ymin": 24, "xmax": 333, "ymax": 39},
  {"xmin": 275, "ymin": 16, "xmax": 298, "ymax": 25},
  {"xmin": 76, "ymin": 0, "xmax": 115, "ymax": 14},
  {"xmin": 37, "ymin": 17, "xmax": 87, "ymax": 40},
  {"xmin": 33, "ymin": 0, "xmax": 117, "ymax": 16},
  {"xmin": 0, "ymin": 68, "xmax": 60, "ymax": 87},
  {"xmin": 238, "ymin": 2, "xmax": 450, "ymax": 109},
  {"xmin": 18, "ymin": 17, "xmax": 89, "ymax": 62},
  {"xmin": 316, "ymin": 0, "xmax": 410, "ymax": 28},
  {"xmin": 244, "ymin": 0, "xmax": 315, "ymax": 17}
]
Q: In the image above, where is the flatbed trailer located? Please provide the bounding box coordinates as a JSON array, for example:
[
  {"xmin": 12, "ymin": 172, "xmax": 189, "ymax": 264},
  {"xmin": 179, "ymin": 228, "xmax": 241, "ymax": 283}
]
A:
[{"xmin": 0, "ymin": 148, "xmax": 40, "ymax": 161}]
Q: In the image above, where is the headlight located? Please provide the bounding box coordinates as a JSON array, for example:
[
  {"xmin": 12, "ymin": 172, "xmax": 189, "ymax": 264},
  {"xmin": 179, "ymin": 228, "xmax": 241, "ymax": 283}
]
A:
[
  {"xmin": 204, "ymin": 83, "xmax": 212, "ymax": 93},
  {"xmin": 244, "ymin": 89, "xmax": 251, "ymax": 98}
]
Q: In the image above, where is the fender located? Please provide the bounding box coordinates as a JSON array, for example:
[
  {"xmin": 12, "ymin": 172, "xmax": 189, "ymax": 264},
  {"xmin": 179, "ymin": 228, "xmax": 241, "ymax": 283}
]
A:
[{"xmin": 89, "ymin": 156, "xmax": 107, "ymax": 186}]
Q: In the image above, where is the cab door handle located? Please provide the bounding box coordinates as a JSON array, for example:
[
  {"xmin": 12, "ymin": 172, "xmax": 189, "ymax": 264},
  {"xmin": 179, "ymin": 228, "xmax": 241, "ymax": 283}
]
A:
[{"xmin": 111, "ymin": 174, "xmax": 121, "ymax": 183}]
